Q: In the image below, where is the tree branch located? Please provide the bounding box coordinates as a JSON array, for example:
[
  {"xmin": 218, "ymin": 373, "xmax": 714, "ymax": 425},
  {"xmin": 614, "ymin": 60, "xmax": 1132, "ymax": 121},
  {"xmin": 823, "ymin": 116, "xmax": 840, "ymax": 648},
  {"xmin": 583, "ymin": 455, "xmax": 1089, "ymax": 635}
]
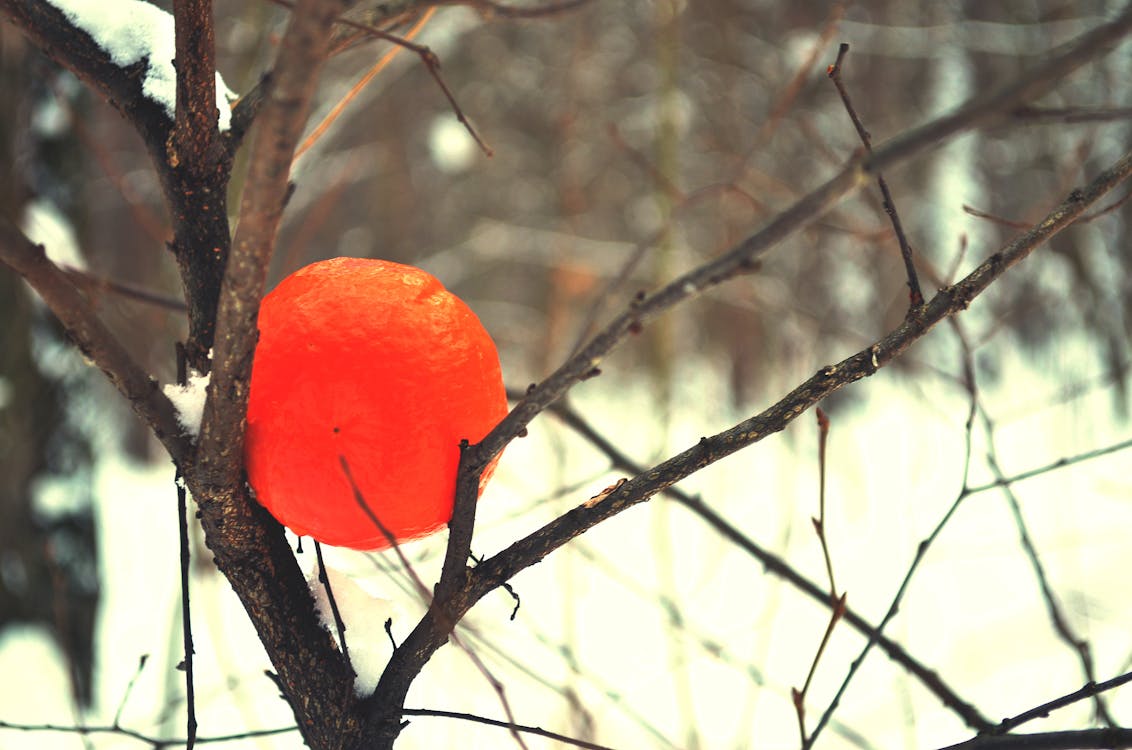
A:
[
  {"xmin": 473, "ymin": 1, "xmax": 1132, "ymax": 475},
  {"xmin": 465, "ymin": 147, "xmax": 1132, "ymax": 702},
  {"xmin": 938, "ymin": 728, "xmax": 1132, "ymax": 750},
  {"xmin": 167, "ymin": 0, "xmax": 233, "ymax": 370},
  {"xmin": 181, "ymin": 0, "xmax": 360, "ymax": 748},
  {"xmin": 0, "ymin": 0, "xmax": 171, "ymax": 147},
  {"xmin": 358, "ymin": 9, "xmax": 1132, "ymax": 739},
  {"xmin": 0, "ymin": 221, "xmax": 192, "ymax": 464},
  {"xmin": 195, "ymin": 0, "xmax": 349, "ymax": 487}
]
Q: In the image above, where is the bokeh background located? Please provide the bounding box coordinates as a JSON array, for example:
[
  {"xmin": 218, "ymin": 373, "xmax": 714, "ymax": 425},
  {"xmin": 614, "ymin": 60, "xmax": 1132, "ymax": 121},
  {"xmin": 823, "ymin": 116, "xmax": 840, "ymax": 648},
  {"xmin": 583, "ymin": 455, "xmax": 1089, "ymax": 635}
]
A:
[{"xmin": 2, "ymin": 1, "xmax": 1132, "ymax": 748}]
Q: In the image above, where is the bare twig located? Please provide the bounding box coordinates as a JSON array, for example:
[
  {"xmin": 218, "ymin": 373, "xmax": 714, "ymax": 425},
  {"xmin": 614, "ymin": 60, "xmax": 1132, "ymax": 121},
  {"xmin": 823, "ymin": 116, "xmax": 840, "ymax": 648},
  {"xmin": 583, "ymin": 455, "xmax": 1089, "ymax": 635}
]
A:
[
  {"xmin": 313, "ymin": 541, "xmax": 350, "ymax": 665},
  {"xmin": 751, "ymin": 3, "xmax": 844, "ymax": 147},
  {"xmin": 111, "ymin": 655, "xmax": 149, "ymax": 728},
  {"xmin": 989, "ymin": 671, "xmax": 1132, "ymax": 736},
  {"xmin": 338, "ymin": 455, "xmax": 430, "ymax": 600},
  {"xmin": 401, "ymin": 708, "xmax": 615, "ymax": 749},
  {"xmin": 271, "ymin": 0, "xmax": 492, "ymax": 157},
  {"xmin": 0, "ymin": 718, "xmax": 298, "ymax": 745},
  {"xmin": 793, "ymin": 408, "xmax": 847, "ymax": 744},
  {"xmin": 434, "ymin": 0, "xmax": 596, "ymax": 19},
  {"xmin": 607, "ymin": 122, "xmax": 684, "ymax": 201},
  {"xmin": 340, "ymin": 455, "xmax": 528, "ymax": 747},
  {"xmin": 566, "ymin": 181, "xmax": 762, "ymax": 358},
  {"xmin": 476, "ymin": 3, "xmax": 1132, "ymax": 485},
  {"xmin": 1080, "ymin": 187, "xmax": 1132, "ymax": 221},
  {"xmin": 937, "ymin": 728, "xmax": 1132, "ymax": 750},
  {"xmin": 62, "ymin": 265, "xmax": 188, "ymax": 312},
  {"xmin": 364, "ymin": 140, "xmax": 1132, "ymax": 747},
  {"xmin": 979, "ymin": 410, "xmax": 1115, "ymax": 725},
  {"xmin": 479, "ymin": 149, "xmax": 1132, "ymax": 618},
  {"xmin": 963, "ymin": 204, "xmax": 1032, "ymax": 229},
  {"xmin": 1010, "ymin": 104, "xmax": 1132, "ymax": 124},
  {"xmin": 176, "ymin": 471, "xmax": 197, "ymax": 749},
  {"xmin": 964, "ymin": 436, "xmax": 1132, "ymax": 496},
  {"xmin": 295, "ymin": 9, "xmax": 438, "ymax": 159},
  {"xmin": 814, "ymin": 408, "xmax": 837, "ymax": 594},
  {"xmin": 828, "ymin": 42, "xmax": 923, "ymax": 308},
  {"xmin": 803, "ymin": 318, "xmax": 982, "ymax": 749}
]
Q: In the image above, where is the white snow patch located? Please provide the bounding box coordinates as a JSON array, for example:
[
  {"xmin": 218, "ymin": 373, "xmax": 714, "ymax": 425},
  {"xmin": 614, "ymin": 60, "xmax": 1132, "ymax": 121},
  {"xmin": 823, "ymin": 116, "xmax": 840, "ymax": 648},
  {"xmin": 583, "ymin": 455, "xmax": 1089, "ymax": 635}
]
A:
[
  {"xmin": 22, "ymin": 199, "xmax": 85, "ymax": 270},
  {"xmin": 46, "ymin": 0, "xmax": 236, "ymax": 130},
  {"xmin": 309, "ymin": 565, "xmax": 397, "ymax": 695},
  {"xmin": 162, "ymin": 368, "xmax": 210, "ymax": 437}
]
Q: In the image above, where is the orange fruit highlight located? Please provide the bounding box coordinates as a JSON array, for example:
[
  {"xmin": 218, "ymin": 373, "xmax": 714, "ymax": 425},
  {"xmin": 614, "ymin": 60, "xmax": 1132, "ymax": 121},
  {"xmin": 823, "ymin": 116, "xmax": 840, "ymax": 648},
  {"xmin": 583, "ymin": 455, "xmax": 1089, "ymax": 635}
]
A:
[{"xmin": 244, "ymin": 257, "xmax": 508, "ymax": 550}]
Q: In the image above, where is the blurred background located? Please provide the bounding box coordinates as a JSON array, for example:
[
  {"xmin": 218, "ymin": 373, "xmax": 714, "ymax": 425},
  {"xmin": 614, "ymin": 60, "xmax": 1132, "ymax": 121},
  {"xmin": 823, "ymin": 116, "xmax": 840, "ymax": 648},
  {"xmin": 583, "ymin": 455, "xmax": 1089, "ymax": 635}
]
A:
[{"xmin": 2, "ymin": 1, "xmax": 1131, "ymax": 748}]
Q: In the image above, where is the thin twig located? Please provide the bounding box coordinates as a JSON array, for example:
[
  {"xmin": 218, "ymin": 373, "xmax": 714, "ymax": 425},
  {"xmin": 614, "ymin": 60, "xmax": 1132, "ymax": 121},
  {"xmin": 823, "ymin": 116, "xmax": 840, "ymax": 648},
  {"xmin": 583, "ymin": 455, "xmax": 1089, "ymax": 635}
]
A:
[
  {"xmin": 607, "ymin": 122, "xmax": 684, "ymax": 201},
  {"xmin": 828, "ymin": 42, "xmax": 923, "ymax": 308},
  {"xmin": 566, "ymin": 182, "xmax": 762, "ymax": 358},
  {"xmin": 294, "ymin": 8, "xmax": 438, "ymax": 159},
  {"xmin": 1080, "ymin": 187, "xmax": 1132, "ymax": 221},
  {"xmin": 802, "ymin": 318, "xmax": 983, "ymax": 749},
  {"xmin": 979, "ymin": 409, "xmax": 1115, "ymax": 725},
  {"xmin": 435, "ymin": 0, "xmax": 596, "ymax": 19},
  {"xmin": 0, "ymin": 718, "xmax": 298, "ymax": 745},
  {"xmin": 314, "ymin": 541, "xmax": 351, "ymax": 665},
  {"xmin": 340, "ymin": 454, "xmax": 530, "ymax": 747},
  {"xmin": 936, "ymin": 728, "xmax": 1132, "ymax": 750},
  {"xmin": 450, "ymin": 647, "xmax": 531, "ymax": 750},
  {"xmin": 793, "ymin": 408, "xmax": 847, "ymax": 744},
  {"xmin": 271, "ymin": 0, "xmax": 491, "ymax": 157},
  {"xmin": 1010, "ymin": 104, "xmax": 1132, "ymax": 124},
  {"xmin": 401, "ymin": 708, "xmax": 615, "ymax": 749},
  {"xmin": 176, "ymin": 468, "xmax": 197, "ymax": 748},
  {"xmin": 338, "ymin": 455, "xmax": 431, "ymax": 601},
  {"xmin": 815, "ymin": 408, "xmax": 837, "ymax": 594},
  {"xmin": 476, "ymin": 148, "xmax": 1132, "ymax": 623},
  {"xmin": 989, "ymin": 670, "xmax": 1132, "ymax": 736},
  {"xmin": 476, "ymin": 5, "xmax": 1132, "ymax": 487},
  {"xmin": 111, "ymin": 655, "xmax": 148, "ymax": 728},
  {"xmin": 62, "ymin": 265, "xmax": 188, "ymax": 312},
  {"xmin": 964, "ymin": 436, "xmax": 1132, "ymax": 495},
  {"xmin": 963, "ymin": 204, "xmax": 1032, "ymax": 229}
]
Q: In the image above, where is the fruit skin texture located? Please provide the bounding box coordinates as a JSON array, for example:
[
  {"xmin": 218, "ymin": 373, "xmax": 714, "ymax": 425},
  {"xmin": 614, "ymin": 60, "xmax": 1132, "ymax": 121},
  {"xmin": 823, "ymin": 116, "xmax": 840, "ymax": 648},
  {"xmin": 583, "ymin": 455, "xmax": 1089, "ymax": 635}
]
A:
[{"xmin": 244, "ymin": 257, "xmax": 507, "ymax": 550}]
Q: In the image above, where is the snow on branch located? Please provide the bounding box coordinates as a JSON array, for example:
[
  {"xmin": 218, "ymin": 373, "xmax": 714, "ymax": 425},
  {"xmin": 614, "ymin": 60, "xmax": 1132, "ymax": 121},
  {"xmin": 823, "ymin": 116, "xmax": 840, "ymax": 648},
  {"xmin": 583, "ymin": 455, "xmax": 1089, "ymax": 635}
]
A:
[{"xmin": 48, "ymin": 0, "xmax": 235, "ymax": 128}]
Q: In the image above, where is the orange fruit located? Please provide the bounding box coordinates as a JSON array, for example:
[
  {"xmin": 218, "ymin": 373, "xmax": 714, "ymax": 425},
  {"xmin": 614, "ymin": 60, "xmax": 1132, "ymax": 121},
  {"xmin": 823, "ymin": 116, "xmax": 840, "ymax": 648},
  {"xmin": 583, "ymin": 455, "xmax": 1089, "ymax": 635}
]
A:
[{"xmin": 244, "ymin": 257, "xmax": 507, "ymax": 550}]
